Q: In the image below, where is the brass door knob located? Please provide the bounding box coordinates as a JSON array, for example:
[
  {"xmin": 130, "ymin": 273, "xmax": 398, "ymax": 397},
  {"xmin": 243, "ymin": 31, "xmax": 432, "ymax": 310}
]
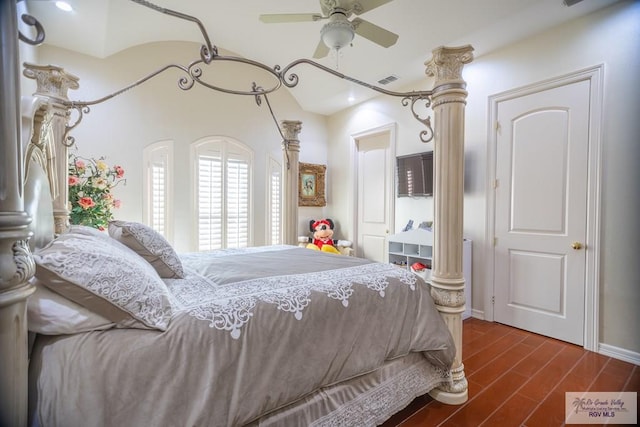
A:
[{"xmin": 571, "ymin": 242, "xmax": 583, "ymax": 250}]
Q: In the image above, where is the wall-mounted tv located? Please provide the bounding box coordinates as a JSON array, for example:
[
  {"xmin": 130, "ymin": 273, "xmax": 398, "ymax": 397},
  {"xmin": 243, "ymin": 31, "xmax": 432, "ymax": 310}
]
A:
[{"xmin": 396, "ymin": 151, "xmax": 433, "ymax": 197}]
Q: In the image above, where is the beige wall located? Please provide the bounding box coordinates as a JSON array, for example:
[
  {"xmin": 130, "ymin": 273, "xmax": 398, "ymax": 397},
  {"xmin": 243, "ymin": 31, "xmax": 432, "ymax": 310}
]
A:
[
  {"xmin": 33, "ymin": 41, "xmax": 329, "ymax": 251},
  {"xmin": 328, "ymin": 1, "xmax": 640, "ymax": 354}
]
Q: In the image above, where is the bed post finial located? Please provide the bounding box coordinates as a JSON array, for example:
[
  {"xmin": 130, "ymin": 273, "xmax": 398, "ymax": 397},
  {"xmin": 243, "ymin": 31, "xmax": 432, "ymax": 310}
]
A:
[
  {"xmin": 281, "ymin": 120, "xmax": 302, "ymax": 245},
  {"xmin": 425, "ymin": 45, "xmax": 474, "ymax": 405},
  {"xmin": 23, "ymin": 63, "xmax": 80, "ymax": 235}
]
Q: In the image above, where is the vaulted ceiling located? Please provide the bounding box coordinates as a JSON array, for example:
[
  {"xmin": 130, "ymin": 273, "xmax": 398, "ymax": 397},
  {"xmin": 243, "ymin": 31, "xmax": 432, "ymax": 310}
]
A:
[{"xmin": 24, "ymin": 0, "xmax": 619, "ymax": 115}]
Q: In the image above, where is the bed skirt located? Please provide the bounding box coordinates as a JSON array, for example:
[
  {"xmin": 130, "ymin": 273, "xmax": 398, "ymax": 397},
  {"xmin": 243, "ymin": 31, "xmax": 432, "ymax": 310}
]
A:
[{"xmin": 252, "ymin": 352, "xmax": 451, "ymax": 426}]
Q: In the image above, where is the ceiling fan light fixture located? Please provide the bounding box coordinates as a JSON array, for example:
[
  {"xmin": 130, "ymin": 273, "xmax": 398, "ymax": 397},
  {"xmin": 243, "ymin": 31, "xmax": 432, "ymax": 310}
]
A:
[{"xmin": 321, "ymin": 13, "xmax": 355, "ymax": 51}]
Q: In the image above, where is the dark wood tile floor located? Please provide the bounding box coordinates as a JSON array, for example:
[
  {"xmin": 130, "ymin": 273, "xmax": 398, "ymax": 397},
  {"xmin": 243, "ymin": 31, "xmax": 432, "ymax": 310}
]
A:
[{"xmin": 382, "ymin": 318, "xmax": 639, "ymax": 427}]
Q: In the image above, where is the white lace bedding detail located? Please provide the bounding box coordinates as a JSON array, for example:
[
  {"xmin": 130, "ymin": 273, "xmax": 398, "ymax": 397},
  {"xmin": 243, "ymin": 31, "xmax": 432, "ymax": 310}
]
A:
[{"xmin": 164, "ymin": 251, "xmax": 417, "ymax": 339}]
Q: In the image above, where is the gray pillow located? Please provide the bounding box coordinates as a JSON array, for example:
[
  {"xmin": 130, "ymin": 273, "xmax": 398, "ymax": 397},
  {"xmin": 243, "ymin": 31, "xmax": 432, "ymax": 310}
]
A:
[
  {"xmin": 33, "ymin": 230, "xmax": 173, "ymax": 331},
  {"xmin": 27, "ymin": 278, "xmax": 115, "ymax": 335},
  {"xmin": 109, "ymin": 221, "xmax": 185, "ymax": 279}
]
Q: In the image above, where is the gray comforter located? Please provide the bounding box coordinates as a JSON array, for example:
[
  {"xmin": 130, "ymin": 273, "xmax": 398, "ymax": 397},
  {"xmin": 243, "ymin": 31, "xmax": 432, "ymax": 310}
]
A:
[{"xmin": 29, "ymin": 245, "xmax": 454, "ymax": 427}]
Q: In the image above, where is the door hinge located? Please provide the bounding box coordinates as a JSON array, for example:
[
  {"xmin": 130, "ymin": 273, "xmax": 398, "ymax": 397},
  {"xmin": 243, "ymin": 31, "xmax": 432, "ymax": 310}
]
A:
[
  {"xmin": 493, "ymin": 179, "xmax": 499, "ymax": 189},
  {"xmin": 495, "ymin": 121, "xmax": 501, "ymax": 134},
  {"xmin": 493, "ymin": 237, "xmax": 498, "ymax": 246},
  {"xmin": 491, "ymin": 296, "xmax": 495, "ymax": 304}
]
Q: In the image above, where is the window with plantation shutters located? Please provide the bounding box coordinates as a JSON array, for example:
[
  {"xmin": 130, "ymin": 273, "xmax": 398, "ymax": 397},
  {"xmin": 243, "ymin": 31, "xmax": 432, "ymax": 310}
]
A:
[
  {"xmin": 151, "ymin": 164, "xmax": 166, "ymax": 233},
  {"xmin": 143, "ymin": 141, "xmax": 173, "ymax": 242},
  {"xmin": 197, "ymin": 154, "xmax": 223, "ymax": 250},
  {"xmin": 225, "ymin": 157, "xmax": 249, "ymax": 248},
  {"xmin": 268, "ymin": 157, "xmax": 282, "ymax": 245},
  {"xmin": 193, "ymin": 138, "xmax": 252, "ymax": 251}
]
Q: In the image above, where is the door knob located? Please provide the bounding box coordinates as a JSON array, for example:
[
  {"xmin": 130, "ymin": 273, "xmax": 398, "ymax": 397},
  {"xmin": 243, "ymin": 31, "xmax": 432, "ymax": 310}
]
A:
[{"xmin": 571, "ymin": 242, "xmax": 583, "ymax": 250}]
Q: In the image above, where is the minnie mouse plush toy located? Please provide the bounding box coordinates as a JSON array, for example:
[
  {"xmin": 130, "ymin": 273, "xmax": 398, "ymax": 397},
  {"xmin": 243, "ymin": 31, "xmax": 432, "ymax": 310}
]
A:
[{"xmin": 306, "ymin": 218, "xmax": 347, "ymax": 255}]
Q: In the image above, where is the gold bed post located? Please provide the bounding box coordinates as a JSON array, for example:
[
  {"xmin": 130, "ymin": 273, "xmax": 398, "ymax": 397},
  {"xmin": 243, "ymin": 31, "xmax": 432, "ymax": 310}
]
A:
[
  {"xmin": 0, "ymin": 2, "xmax": 36, "ymax": 426},
  {"xmin": 425, "ymin": 45, "xmax": 474, "ymax": 404},
  {"xmin": 281, "ymin": 120, "xmax": 302, "ymax": 245}
]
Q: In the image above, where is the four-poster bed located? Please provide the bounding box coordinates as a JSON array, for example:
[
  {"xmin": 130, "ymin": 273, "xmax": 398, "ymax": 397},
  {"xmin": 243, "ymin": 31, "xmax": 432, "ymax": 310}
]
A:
[{"xmin": 0, "ymin": 1, "xmax": 473, "ymax": 426}]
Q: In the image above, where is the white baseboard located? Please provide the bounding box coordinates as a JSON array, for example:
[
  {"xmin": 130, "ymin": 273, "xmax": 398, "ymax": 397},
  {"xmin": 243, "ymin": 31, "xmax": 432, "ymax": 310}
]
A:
[
  {"xmin": 598, "ymin": 343, "xmax": 640, "ymax": 366},
  {"xmin": 470, "ymin": 309, "xmax": 485, "ymax": 320}
]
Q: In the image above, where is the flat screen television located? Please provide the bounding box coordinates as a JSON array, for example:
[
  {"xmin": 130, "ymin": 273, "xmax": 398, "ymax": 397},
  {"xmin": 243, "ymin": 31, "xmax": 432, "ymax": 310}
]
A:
[{"xmin": 396, "ymin": 151, "xmax": 433, "ymax": 197}]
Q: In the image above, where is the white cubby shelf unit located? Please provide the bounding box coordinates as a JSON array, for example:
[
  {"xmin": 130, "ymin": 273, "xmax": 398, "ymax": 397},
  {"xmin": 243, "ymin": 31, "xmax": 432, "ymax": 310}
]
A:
[
  {"xmin": 388, "ymin": 229, "xmax": 434, "ymax": 278},
  {"xmin": 388, "ymin": 228, "xmax": 472, "ymax": 319}
]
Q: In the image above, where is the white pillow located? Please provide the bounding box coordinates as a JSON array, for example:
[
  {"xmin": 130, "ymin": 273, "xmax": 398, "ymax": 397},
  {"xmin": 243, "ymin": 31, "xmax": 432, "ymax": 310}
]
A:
[
  {"xmin": 33, "ymin": 230, "xmax": 173, "ymax": 331},
  {"xmin": 108, "ymin": 220, "xmax": 184, "ymax": 279},
  {"xmin": 27, "ymin": 278, "xmax": 115, "ymax": 335}
]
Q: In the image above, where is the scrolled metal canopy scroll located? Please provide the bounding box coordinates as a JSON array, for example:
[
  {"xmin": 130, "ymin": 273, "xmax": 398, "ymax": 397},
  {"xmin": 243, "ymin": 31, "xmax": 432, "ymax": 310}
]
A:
[{"xmin": 23, "ymin": 0, "xmax": 435, "ymax": 143}]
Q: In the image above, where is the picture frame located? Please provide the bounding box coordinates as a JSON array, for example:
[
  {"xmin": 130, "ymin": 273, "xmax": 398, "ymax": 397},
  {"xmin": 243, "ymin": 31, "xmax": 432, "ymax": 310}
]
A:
[{"xmin": 298, "ymin": 163, "xmax": 326, "ymax": 207}]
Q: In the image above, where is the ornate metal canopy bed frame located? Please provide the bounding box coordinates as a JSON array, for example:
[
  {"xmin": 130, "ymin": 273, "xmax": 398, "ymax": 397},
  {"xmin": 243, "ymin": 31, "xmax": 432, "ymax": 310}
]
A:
[{"xmin": 0, "ymin": 1, "xmax": 473, "ymax": 426}]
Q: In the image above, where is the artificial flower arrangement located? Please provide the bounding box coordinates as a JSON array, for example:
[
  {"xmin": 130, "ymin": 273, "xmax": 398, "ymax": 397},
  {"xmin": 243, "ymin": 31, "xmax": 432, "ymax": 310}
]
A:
[{"xmin": 68, "ymin": 154, "xmax": 125, "ymax": 230}]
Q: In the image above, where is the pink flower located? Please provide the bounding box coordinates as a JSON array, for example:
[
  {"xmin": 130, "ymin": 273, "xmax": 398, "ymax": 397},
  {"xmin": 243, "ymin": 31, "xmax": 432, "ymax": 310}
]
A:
[
  {"xmin": 78, "ymin": 197, "xmax": 95, "ymax": 210},
  {"xmin": 75, "ymin": 159, "xmax": 85, "ymax": 169},
  {"xmin": 114, "ymin": 165, "xmax": 125, "ymax": 178},
  {"xmin": 69, "ymin": 176, "xmax": 80, "ymax": 186},
  {"xmin": 113, "ymin": 199, "xmax": 122, "ymax": 209}
]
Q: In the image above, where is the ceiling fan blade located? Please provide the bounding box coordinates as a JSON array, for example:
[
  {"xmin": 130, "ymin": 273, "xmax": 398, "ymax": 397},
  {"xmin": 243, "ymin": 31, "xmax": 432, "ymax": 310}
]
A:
[
  {"xmin": 352, "ymin": 0, "xmax": 394, "ymax": 15},
  {"xmin": 352, "ymin": 17, "xmax": 398, "ymax": 48},
  {"xmin": 313, "ymin": 40, "xmax": 330, "ymax": 59},
  {"xmin": 259, "ymin": 13, "xmax": 324, "ymax": 23}
]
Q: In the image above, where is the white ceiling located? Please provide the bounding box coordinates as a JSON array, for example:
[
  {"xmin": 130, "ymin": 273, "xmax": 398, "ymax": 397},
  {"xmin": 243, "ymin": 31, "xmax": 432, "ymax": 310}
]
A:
[{"xmin": 24, "ymin": 0, "xmax": 619, "ymax": 115}]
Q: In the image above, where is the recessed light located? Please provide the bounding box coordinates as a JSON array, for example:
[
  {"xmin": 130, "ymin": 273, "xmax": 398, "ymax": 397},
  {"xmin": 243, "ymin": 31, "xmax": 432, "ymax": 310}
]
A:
[{"xmin": 55, "ymin": 1, "xmax": 73, "ymax": 12}]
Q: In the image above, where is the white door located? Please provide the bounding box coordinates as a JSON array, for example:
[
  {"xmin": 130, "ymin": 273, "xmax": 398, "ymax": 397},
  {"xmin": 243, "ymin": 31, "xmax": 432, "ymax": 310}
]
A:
[
  {"xmin": 355, "ymin": 129, "xmax": 394, "ymax": 262},
  {"xmin": 493, "ymin": 80, "xmax": 590, "ymax": 345}
]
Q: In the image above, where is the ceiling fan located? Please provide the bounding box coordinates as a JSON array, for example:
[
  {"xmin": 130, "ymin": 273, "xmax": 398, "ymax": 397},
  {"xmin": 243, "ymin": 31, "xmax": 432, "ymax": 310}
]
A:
[{"xmin": 259, "ymin": 0, "xmax": 399, "ymax": 59}]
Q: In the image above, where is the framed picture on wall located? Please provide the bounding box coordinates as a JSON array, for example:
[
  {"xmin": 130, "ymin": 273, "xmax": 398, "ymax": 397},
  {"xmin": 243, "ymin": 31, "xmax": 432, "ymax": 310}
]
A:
[{"xmin": 298, "ymin": 163, "xmax": 326, "ymax": 207}]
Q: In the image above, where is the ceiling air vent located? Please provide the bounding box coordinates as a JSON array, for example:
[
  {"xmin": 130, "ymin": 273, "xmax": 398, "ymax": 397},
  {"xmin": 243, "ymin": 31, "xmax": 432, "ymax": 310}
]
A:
[{"xmin": 377, "ymin": 75, "xmax": 399, "ymax": 85}]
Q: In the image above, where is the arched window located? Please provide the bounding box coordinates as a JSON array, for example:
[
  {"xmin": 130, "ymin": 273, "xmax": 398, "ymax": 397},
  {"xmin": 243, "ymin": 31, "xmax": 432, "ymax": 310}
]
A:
[{"xmin": 192, "ymin": 137, "xmax": 253, "ymax": 251}]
